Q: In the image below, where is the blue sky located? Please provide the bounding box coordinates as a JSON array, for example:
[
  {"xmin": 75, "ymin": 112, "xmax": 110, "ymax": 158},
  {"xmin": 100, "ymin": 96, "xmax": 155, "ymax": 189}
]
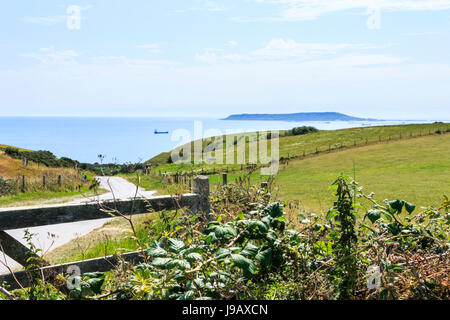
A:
[{"xmin": 0, "ymin": 0, "xmax": 449, "ymax": 119}]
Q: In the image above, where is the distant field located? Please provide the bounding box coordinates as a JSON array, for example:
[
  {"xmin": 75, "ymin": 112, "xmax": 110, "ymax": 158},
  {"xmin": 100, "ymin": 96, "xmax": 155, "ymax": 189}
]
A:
[
  {"xmin": 141, "ymin": 132, "xmax": 450, "ymax": 215},
  {"xmin": 149, "ymin": 122, "xmax": 450, "ymax": 172},
  {"xmin": 274, "ymin": 133, "xmax": 450, "ymax": 213}
]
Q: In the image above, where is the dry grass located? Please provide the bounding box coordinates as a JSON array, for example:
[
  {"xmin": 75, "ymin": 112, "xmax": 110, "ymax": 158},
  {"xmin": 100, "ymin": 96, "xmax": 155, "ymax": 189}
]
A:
[
  {"xmin": 0, "ymin": 150, "xmax": 76, "ymax": 179},
  {"xmin": 0, "ymin": 150, "xmax": 87, "ymax": 193},
  {"xmin": 43, "ymin": 213, "xmax": 158, "ymax": 265}
]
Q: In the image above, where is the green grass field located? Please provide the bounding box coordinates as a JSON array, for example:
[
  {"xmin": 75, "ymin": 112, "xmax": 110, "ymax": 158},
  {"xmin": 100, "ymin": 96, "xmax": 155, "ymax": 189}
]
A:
[
  {"xmin": 274, "ymin": 133, "xmax": 450, "ymax": 213},
  {"xmin": 142, "ymin": 131, "xmax": 450, "ymax": 215}
]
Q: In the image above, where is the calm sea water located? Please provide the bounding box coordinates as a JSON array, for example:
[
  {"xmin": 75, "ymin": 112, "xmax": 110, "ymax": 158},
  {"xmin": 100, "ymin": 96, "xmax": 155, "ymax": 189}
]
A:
[{"xmin": 0, "ymin": 117, "xmax": 437, "ymax": 163}]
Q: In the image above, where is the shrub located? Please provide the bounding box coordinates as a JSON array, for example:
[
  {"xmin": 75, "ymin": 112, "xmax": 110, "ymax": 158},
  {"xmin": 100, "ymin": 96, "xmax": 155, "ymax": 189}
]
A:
[
  {"xmin": 4, "ymin": 176, "xmax": 449, "ymax": 300},
  {"xmin": 283, "ymin": 126, "xmax": 319, "ymax": 137}
]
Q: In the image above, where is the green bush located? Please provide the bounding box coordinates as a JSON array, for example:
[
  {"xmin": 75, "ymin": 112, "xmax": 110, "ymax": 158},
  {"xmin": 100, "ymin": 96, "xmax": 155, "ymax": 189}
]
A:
[
  {"xmin": 4, "ymin": 176, "xmax": 449, "ymax": 300},
  {"xmin": 283, "ymin": 126, "xmax": 319, "ymax": 137},
  {"xmin": 2, "ymin": 147, "xmax": 80, "ymax": 168}
]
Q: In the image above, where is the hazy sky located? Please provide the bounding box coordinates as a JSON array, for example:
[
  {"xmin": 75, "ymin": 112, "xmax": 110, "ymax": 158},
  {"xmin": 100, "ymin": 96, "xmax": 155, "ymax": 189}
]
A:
[{"xmin": 0, "ymin": 0, "xmax": 449, "ymax": 119}]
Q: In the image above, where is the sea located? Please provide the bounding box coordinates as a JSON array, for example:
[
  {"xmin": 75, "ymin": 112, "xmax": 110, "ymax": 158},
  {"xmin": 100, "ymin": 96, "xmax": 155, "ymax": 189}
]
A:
[{"xmin": 0, "ymin": 117, "xmax": 441, "ymax": 164}]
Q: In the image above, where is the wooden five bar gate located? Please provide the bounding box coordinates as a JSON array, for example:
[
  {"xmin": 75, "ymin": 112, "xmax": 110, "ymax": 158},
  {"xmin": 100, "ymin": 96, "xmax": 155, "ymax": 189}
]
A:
[{"xmin": 0, "ymin": 176, "xmax": 210, "ymax": 290}]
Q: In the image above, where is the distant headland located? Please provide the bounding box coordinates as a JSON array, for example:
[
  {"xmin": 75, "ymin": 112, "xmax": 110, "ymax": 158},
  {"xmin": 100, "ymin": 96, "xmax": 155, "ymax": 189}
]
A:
[{"xmin": 222, "ymin": 112, "xmax": 379, "ymax": 122}]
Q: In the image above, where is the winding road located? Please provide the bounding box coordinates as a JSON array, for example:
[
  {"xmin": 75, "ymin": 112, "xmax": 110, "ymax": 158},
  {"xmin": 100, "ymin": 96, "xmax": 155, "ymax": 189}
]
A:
[{"xmin": 0, "ymin": 177, "xmax": 156, "ymax": 274}]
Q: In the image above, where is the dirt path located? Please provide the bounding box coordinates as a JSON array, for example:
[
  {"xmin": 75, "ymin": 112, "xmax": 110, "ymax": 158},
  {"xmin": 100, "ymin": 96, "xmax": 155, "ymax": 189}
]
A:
[{"xmin": 0, "ymin": 176, "xmax": 156, "ymax": 274}]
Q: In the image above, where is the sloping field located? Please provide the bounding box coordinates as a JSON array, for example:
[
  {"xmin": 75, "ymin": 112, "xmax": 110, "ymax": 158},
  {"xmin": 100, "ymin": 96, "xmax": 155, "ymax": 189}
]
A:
[
  {"xmin": 148, "ymin": 122, "xmax": 450, "ymax": 171},
  {"xmin": 0, "ymin": 147, "xmax": 93, "ymax": 207},
  {"xmin": 275, "ymin": 133, "xmax": 450, "ymax": 213},
  {"xmin": 0, "ymin": 149, "xmax": 75, "ymax": 179}
]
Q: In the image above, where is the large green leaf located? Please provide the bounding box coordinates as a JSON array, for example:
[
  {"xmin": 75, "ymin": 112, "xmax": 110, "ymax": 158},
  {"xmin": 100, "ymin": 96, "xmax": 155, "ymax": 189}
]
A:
[
  {"xmin": 185, "ymin": 252, "xmax": 204, "ymax": 263},
  {"xmin": 193, "ymin": 278, "xmax": 205, "ymax": 289},
  {"xmin": 215, "ymin": 248, "xmax": 231, "ymax": 259},
  {"xmin": 168, "ymin": 238, "xmax": 185, "ymax": 253},
  {"xmin": 241, "ymin": 243, "xmax": 259, "ymax": 258},
  {"xmin": 168, "ymin": 259, "xmax": 191, "ymax": 270},
  {"xmin": 146, "ymin": 243, "xmax": 168, "ymax": 257},
  {"xmin": 389, "ymin": 200, "xmax": 404, "ymax": 213},
  {"xmin": 86, "ymin": 277, "xmax": 104, "ymax": 295},
  {"xmin": 151, "ymin": 257, "xmax": 173, "ymax": 268},
  {"xmin": 231, "ymin": 254, "xmax": 256, "ymax": 275},
  {"xmin": 405, "ymin": 201, "xmax": 416, "ymax": 214},
  {"xmin": 230, "ymin": 254, "xmax": 252, "ymax": 269},
  {"xmin": 177, "ymin": 290, "xmax": 195, "ymax": 300},
  {"xmin": 223, "ymin": 225, "xmax": 237, "ymax": 237},
  {"xmin": 265, "ymin": 203, "xmax": 284, "ymax": 218},
  {"xmin": 255, "ymin": 248, "xmax": 272, "ymax": 268},
  {"xmin": 367, "ymin": 209, "xmax": 382, "ymax": 223}
]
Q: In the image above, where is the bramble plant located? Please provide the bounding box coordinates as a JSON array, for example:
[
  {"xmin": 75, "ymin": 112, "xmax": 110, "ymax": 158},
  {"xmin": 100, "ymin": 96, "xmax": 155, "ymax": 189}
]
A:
[{"xmin": 1, "ymin": 176, "xmax": 448, "ymax": 300}]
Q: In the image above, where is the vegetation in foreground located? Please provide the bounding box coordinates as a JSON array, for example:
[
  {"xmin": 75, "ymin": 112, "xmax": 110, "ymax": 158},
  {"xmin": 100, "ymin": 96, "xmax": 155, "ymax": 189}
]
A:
[{"xmin": 1, "ymin": 176, "xmax": 448, "ymax": 300}]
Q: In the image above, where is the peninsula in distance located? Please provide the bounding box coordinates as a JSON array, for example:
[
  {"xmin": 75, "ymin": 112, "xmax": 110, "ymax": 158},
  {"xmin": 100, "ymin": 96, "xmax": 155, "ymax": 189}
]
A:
[{"xmin": 222, "ymin": 112, "xmax": 379, "ymax": 122}]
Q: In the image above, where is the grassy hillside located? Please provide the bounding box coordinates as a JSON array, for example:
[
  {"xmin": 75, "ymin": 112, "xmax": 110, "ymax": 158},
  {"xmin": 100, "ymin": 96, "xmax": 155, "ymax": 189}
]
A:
[
  {"xmin": 0, "ymin": 144, "xmax": 31, "ymax": 152},
  {"xmin": 201, "ymin": 133, "xmax": 449, "ymax": 213},
  {"xmin": 148, "ymin": 122, "xmax": 450, "ymax": 172},
  {"xmin": 0, "ymin": 148, "xmax": 81, "ymax": 181},
  {"xmin": 274, "ymin": 133, "xmax": 450, "ymax": 213},
  {"xmin": 0, "ymin": 147, "xmax": 96, "ymax": 207},
  {"xmin": 138, "ymin": 127, "xmax": 450, "ymax": 215}
]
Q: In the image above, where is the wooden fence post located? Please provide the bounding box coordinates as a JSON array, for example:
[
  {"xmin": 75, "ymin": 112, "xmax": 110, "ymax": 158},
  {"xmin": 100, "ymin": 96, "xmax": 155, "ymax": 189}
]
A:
[
  {"xmin": 58, "ymin": 175, "xmax": 61, "ymax": 187},
  {"xmin": 43, "ymin": 176, "xmax": 46, "ymax": 188},
  {"xmin": 193, "ymin": 176, "xmax": 210, "ymax": 214},
  {"xmin": 21, "ymin": 175, "xmax": 25, "ymax": 193},
  {"xmin": 222, "ymin": 173, "xmax": 227, "ymax": 186}
]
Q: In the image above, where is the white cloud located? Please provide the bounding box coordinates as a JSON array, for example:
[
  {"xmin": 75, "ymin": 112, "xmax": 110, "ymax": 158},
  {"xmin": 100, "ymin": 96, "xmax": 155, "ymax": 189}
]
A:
[
  {"xmin": 320, "ymin": 54, "xmax": 405, "ymax": 67},
  {"xmin": 195, "ymin": 49, "xmax": 243, "ymax": 63},
  {"xmin": 90, "ymin": 55, "xmax": 175, "ymax": 67},
  {"xmin": 22, "ymin": 47, "xmax": 81, "ymax": 65},
  {"xmin": 196, "ymin": 39, "xmax": 393, "ymax": 64},
  {"xmin": 137, "ymin": 43, "xmax": 163, "ymax": 55},
  {"xmin": 251, "ymin": 39, "xmax": 388, "ymax": 59},
  {"xmin": 242, "ymin": 0, "xmax": 450, "ymax": 21},
  {"xmin": 402, "ymin": 31, "xmax": 449, "ymax": 36},
  {"xmin": 228, "ymin": 41, "xmax": 239, "ymax": 47},
  {"xmin": 22, "ymin": 16, "xmax": 66, "ymax": 26},
  {"xmin": 176, "ymin": 0, "xmax": 227, "ymax": 13},
  {"xmin": 22, "ymin": 47, "xmax": 175, "ymax": 69}
]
